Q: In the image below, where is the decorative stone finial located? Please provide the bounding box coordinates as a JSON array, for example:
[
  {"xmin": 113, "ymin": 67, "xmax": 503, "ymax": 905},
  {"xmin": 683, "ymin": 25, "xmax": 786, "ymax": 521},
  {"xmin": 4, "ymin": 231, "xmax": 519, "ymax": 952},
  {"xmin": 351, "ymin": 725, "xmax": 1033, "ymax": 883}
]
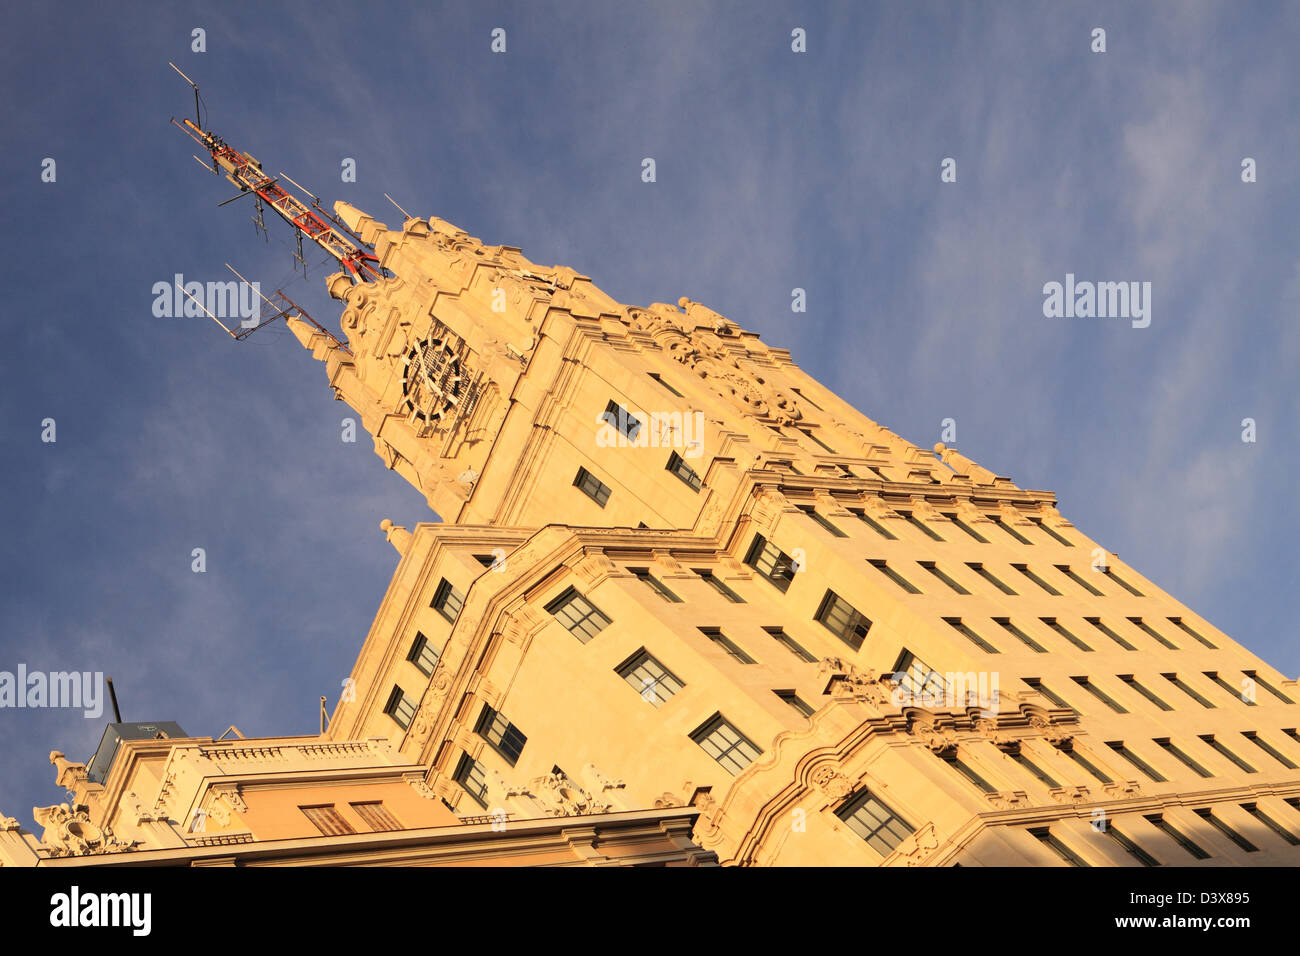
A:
[
  {"xmin": 379, "ymin": 519, "xmax": 413, "ymax": 556},
  {"xmin": 49, "ymin": 751, "xmax": 87, "ymax": 791}
]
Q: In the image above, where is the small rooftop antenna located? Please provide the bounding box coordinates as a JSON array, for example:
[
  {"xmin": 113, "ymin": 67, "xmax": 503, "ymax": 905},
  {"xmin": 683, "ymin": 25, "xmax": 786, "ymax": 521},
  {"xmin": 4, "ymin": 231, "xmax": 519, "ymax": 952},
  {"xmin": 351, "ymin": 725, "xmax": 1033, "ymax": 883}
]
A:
[
  {"xmin": 384, "ymin": 192, "xmax": 412, "ymax": 221},
  {"xmin": 105, "ymin": 677, "xmax": 123, "ymax": 723}
]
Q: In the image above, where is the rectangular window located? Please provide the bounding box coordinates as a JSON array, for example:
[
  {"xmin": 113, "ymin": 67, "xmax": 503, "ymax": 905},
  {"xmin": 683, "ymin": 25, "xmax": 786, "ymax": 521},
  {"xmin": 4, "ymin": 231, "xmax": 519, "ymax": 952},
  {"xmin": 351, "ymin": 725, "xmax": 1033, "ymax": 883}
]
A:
[
  {"xmin": 921, "ymin": 562, "xmax": 970, "ymax": 594},
  {"xmin": 869, "ymin": 559, "xmax": 922, "ymax": 594},
  {"xmin": 1195, "ymin": 808, "xmax": 1258, "ymax": 853},
  {"xmin": 744, "ymin": 534, "xmax": 797, "ymax": 592},
  {"xmin": 1029, "ymin": 517, "xmax": 1074, "ymax": 547},
  {"xmin": 1085, "ymin": 617, "xmax": 1136, "ymax": 651},
  {"xmin": 1205, "ymin": 671, "xmax": 1254, "ymax": 706},
  {"xmin": 300, "ymin": 805, "xmax": 355, "ymax": 836},
  {"xmin": 894, "ymin": 650, "xmax": 949, "ymax": 701},
  {"xmin": 1041, "ymin": 618, "xmax": 1093, "ymax": 652},
  {"xmin": 799, "ymin": 428, "xmax": 837, "ymax": 454},
  {"xmin": 943, "ymin": 512, "xmax": 988, "ymax": 543},
  {"xmin": 836, "ymin": 789, "xmax": 915, "ymax": 857},
  {"xmin": 690, "ymin": 714, "xmax": 762, "ymax": 775},
  {"xmin": 1119, "ymin": 675, "xmax": 1173, "ymax": 711},
  {"xmin": 966, "ymin": 563, "xmax": 1016, "ymax": 595},
  {"xmin": 897, "ymin": 510, "xmax": 944, "ymax": 541},
  {"xmin": 1014, "ymin": 564, "xmax": 1061, "ymax": 595},
  {"xmin": 647, "ymin": 371, "xmax": 683, "ymax": 396},
  {"xmin": 350, "ymin": 801, "xmax": 402, "ymax": 832},
  {"xmin": 693, "ymin": 568, "xmax": 744, "ymax": 602},
  {"xmin": 616, "ymin": 649, "xmax": 684, "ymax": 706},
  {"xmin": 1106, "ymin": 826, "xmax": 1161, "ymax": 867},
  {"xmin": 1198, "ymin": 735, "xmax": 1255, "ymax": 774},
  {"xmin": 790, "ymin": 386, "xmax": 823, "ymax": 410},
  {"xmin": 1242, "ymin": 731, "xmax": 1298, "ymax": 769},
  {"xmin": 431, "ymin": 578, "xmax": 465, "ymax": 623},
  {"xmin": 1023, "ymin": 677, "xmax": 1070, "ymax": 709},
  {"xmin": 1244, "ymin": 671, "xmax": 1295, "ymax": 704},
  {"xmin": 573, "ymin": 466, "xmax": 612, "ymax": 507},
  {"xmin": 1129, "ymin": 617, "xmax": 1177, "ymax": 650},
  {"xmin": 1169, "ymin": 617, "xmax": 1217, "ymax": 649},
  {"xmin": 453, "ymin": 753, "xmax": 490, "ymax": 808},
  {"xmin": 1156, "ymin": 739, "xmax": 1213, "ymax": 778},
  {"xmin": 989, "ymin": 515, "xmax": 1033, "ymax": 545},
  {"xmin": 764, "ymin": 626, "xmax": 817, "ymax": 662},
  {"xmin": 774, "ymin": 689, "xmax": 816, "ymax": 717},
  {"xmin": 1059, "ymin": 744, "xmax": 1113, "ymax": 784},
  {"xmin": 815, "ymin": 590, "xmax": 872, "ymax": 651},
  {"xmin": 1106, "ymin": 741, "xmax": 1167, "ymax": 782},
  {"xmin": 666, "ymin": 451, "xmax": 702, "ymax": 491},
  {"xmin": 1009, "ymin": 748, "xmax": 1060, "ymax": 788},
  {"xmin": 601, "ymin": 399, "xmax": 642, "ymax": 440},
  {"xmin": 1242, "ymin": 803, "xmax": 1300, "ymax": 846},
  {"xmin": 1055, "ymin": 565, "xmax": 1103, "ymax": 596},
  {"xmin": 384, "ymin": 685, "xmax": 416, "ymax": 729},
  {"xmin": 1031, "ymin": 828, "xmax": 1089, "ymax": 867},
  {"xmin": 798, "ymin": 504, "xmax": 847, "ymax": 537},
  {"xmin": 701, "ymin": 627, "xmax": 756, "ymax": 664},
  {"xmin": 849, "ymin": 509, "xmax": 898, "ymax": 540},
  {"xmin": 630, "ymin": 567, "xmax": 683, "ymax": 603},
  {"xmin": 475, "ymin": 705, "xmax": 528, "ymax": 765},
  {"xmin": 1145, "ymin": 814, "xmax": 1210, "ymax": 859},
  {"xmin": 993, "ymin": 618, "xmax": 1046, "ymax": 653},
  {"xmin": 545, "ymin": 586, "xmax": 612, "ymax": 643},
  {"xmin": 945, "ymin": 753, "xmax": 996, "ymax": 794},
  {"xmin": 943, "ymin": 617, "xmax": 998, "ymax": 654},
  {"xmin": 1163, "ymin": 673, "xmax": 1215, "ymax": 708},
  {"xmin": 1103, "ymin": 567, "xmax": 1144, "ymax": 596},
  {"xmin": 407, "ymin": 633, "xmax": 440, "ymax": 676},
  {"xmin": 1072, "ymin": 677, "xmax": 1128, "ymax": 713}
]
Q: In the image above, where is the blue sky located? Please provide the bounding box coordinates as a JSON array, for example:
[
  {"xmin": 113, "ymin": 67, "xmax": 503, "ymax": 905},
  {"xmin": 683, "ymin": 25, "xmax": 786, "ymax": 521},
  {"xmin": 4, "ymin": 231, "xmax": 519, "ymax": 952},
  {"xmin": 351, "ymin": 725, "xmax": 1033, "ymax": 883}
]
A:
[{"xmin": 2, "ymin": 1, "xmax": 1297, "ymax": 828}]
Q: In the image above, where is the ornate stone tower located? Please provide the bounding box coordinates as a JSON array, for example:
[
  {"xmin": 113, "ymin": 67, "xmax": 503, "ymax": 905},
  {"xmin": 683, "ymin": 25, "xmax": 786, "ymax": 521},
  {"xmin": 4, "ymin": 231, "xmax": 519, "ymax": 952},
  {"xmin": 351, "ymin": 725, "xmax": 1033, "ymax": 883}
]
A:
[
  {"xmin": 290, "ymin": 202, "xmax": 955, "ymax": 530},
  {"xmin": 302, "ymin": 203, "xmax": 1300, "ymax": 866}
]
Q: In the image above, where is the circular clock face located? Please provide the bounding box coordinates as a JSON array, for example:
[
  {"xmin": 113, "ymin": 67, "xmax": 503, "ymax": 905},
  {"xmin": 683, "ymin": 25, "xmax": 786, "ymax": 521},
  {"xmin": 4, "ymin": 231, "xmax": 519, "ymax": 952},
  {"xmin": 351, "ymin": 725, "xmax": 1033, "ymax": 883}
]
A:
[{"xmin": 401, "ymin": 335, "xmax": 465, "ymax": 424}]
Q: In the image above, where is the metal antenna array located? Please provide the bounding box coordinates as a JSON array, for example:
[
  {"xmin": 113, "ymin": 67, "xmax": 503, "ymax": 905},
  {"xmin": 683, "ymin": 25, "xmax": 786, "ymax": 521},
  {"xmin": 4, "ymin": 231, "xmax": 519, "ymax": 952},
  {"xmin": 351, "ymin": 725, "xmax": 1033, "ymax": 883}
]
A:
[{"xmin": 169, "ymin": 61, "xmax": 390, "ymax": 343}]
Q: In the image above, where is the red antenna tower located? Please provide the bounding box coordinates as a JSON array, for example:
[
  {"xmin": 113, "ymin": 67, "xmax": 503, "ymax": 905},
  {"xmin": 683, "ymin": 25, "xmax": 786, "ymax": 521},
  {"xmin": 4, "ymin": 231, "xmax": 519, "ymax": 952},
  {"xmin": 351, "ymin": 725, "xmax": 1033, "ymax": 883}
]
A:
[{"xmin": 169, "ymin": 62, "xmax": 385, "ymax": 287}]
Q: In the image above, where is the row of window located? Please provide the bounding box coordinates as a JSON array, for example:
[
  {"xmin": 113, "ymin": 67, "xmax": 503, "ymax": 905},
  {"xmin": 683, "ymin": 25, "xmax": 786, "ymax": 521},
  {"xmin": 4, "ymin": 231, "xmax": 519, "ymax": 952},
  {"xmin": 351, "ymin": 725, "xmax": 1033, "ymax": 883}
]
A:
[
  {"xmin": 299, "ymin": 801, "xmax": 402, "ymax": 836},
  {"xmin": 802, "ymin": 499, "xmax": 1078, "ymax": 549},
  {"xmin": 864, "ymin": 555, "xmax": 1147, "ymax": 603},
  {"xmin": 574, "ymin": 451, "xmax": 701, "ymax": 508},
  {"xmin": 938, "ymin": 729, "xmax": 1300, "ymax": 800},
  {"xmin": 947, "ymin": 615, "xmax": 1220, "ymax": 655},
  {"xmin": 1036, "ymin": 800, "xmax": 1300, "ymax": 865},
  {"xmin": 1025, "ymin": 668, "xmax": 1293, "ymax": 713}
]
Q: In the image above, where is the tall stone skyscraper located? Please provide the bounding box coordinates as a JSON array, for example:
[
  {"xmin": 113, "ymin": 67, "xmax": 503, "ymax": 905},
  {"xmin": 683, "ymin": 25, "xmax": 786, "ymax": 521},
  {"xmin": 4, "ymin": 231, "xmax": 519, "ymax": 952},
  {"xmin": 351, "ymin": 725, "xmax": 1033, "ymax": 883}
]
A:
[
  {"xmin": 8, "ymin": 203, "xmax": 1299, "ymax": 867},
  {"xmin": 298, "ymin": 203, "xmax": 1300, "ymax": 865}
]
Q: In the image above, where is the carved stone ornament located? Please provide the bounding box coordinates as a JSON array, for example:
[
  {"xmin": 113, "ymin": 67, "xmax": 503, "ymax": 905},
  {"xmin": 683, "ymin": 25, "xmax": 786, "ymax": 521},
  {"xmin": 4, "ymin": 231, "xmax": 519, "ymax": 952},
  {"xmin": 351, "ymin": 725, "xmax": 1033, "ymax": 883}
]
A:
[
  {"xmin": 1103, "ymin": 780, "xmax": 1142, "ymax": 798},
  {"xmin": 818, "ymin": 657, "xmax": 894, "ymax": 705},
  {"xmin": 1027, "ymin": 715, "xmax": 1072, "ymax": 746},
  {"xmin": 985, "ymin": 790, "xmax": 1031, "ymax": 810},
  {"xmin": 533, "ymin": 772, "xmax": 611, "ymax": 817},
  {"xmin": 652, "ymin": 792, "xmax": 683, "ymax": 809},
  {"xmin": 32, "ymin": 803, "xmax": 136, "ymax": 858},
  {"xmin": 895, "ymin": 822, "xmax": 940, "ymax": 866},
  {"xmin": 809, "ymin": 765, "xmax": 854, "ymax": 800},
  {"xmin": 213, "ymin": 786, "xmax": 247, "ymax": 815},
  {"xmin": 49, "ymin": 751, "xmax": 89, "ymax": 792},
  {"xmin": 1052, "ymin": 786, "xmax": 1091, "ymax": 805},
  {"xmin": 909, "ymin": 717, "xmax": 959, "ymax": 753},
  {"xmin": 405, "ymin": 774, "xmax": 438, "ymax": 800}
]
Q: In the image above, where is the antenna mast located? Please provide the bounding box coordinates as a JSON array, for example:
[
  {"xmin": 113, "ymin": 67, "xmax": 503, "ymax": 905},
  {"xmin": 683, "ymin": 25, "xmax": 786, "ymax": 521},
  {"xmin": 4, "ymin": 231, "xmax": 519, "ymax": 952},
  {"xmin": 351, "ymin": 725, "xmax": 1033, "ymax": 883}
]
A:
[{"xmin": 169, "ymin": 63, "xmax": 385, "ymax": 286}]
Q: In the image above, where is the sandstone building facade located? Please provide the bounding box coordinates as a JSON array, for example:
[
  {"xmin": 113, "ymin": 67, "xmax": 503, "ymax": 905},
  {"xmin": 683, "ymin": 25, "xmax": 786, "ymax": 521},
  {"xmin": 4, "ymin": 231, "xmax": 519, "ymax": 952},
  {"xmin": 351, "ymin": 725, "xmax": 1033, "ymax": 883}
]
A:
[{"xmin": 6, "ymin": 202, "xmax": 1299, "ymax": 866}]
